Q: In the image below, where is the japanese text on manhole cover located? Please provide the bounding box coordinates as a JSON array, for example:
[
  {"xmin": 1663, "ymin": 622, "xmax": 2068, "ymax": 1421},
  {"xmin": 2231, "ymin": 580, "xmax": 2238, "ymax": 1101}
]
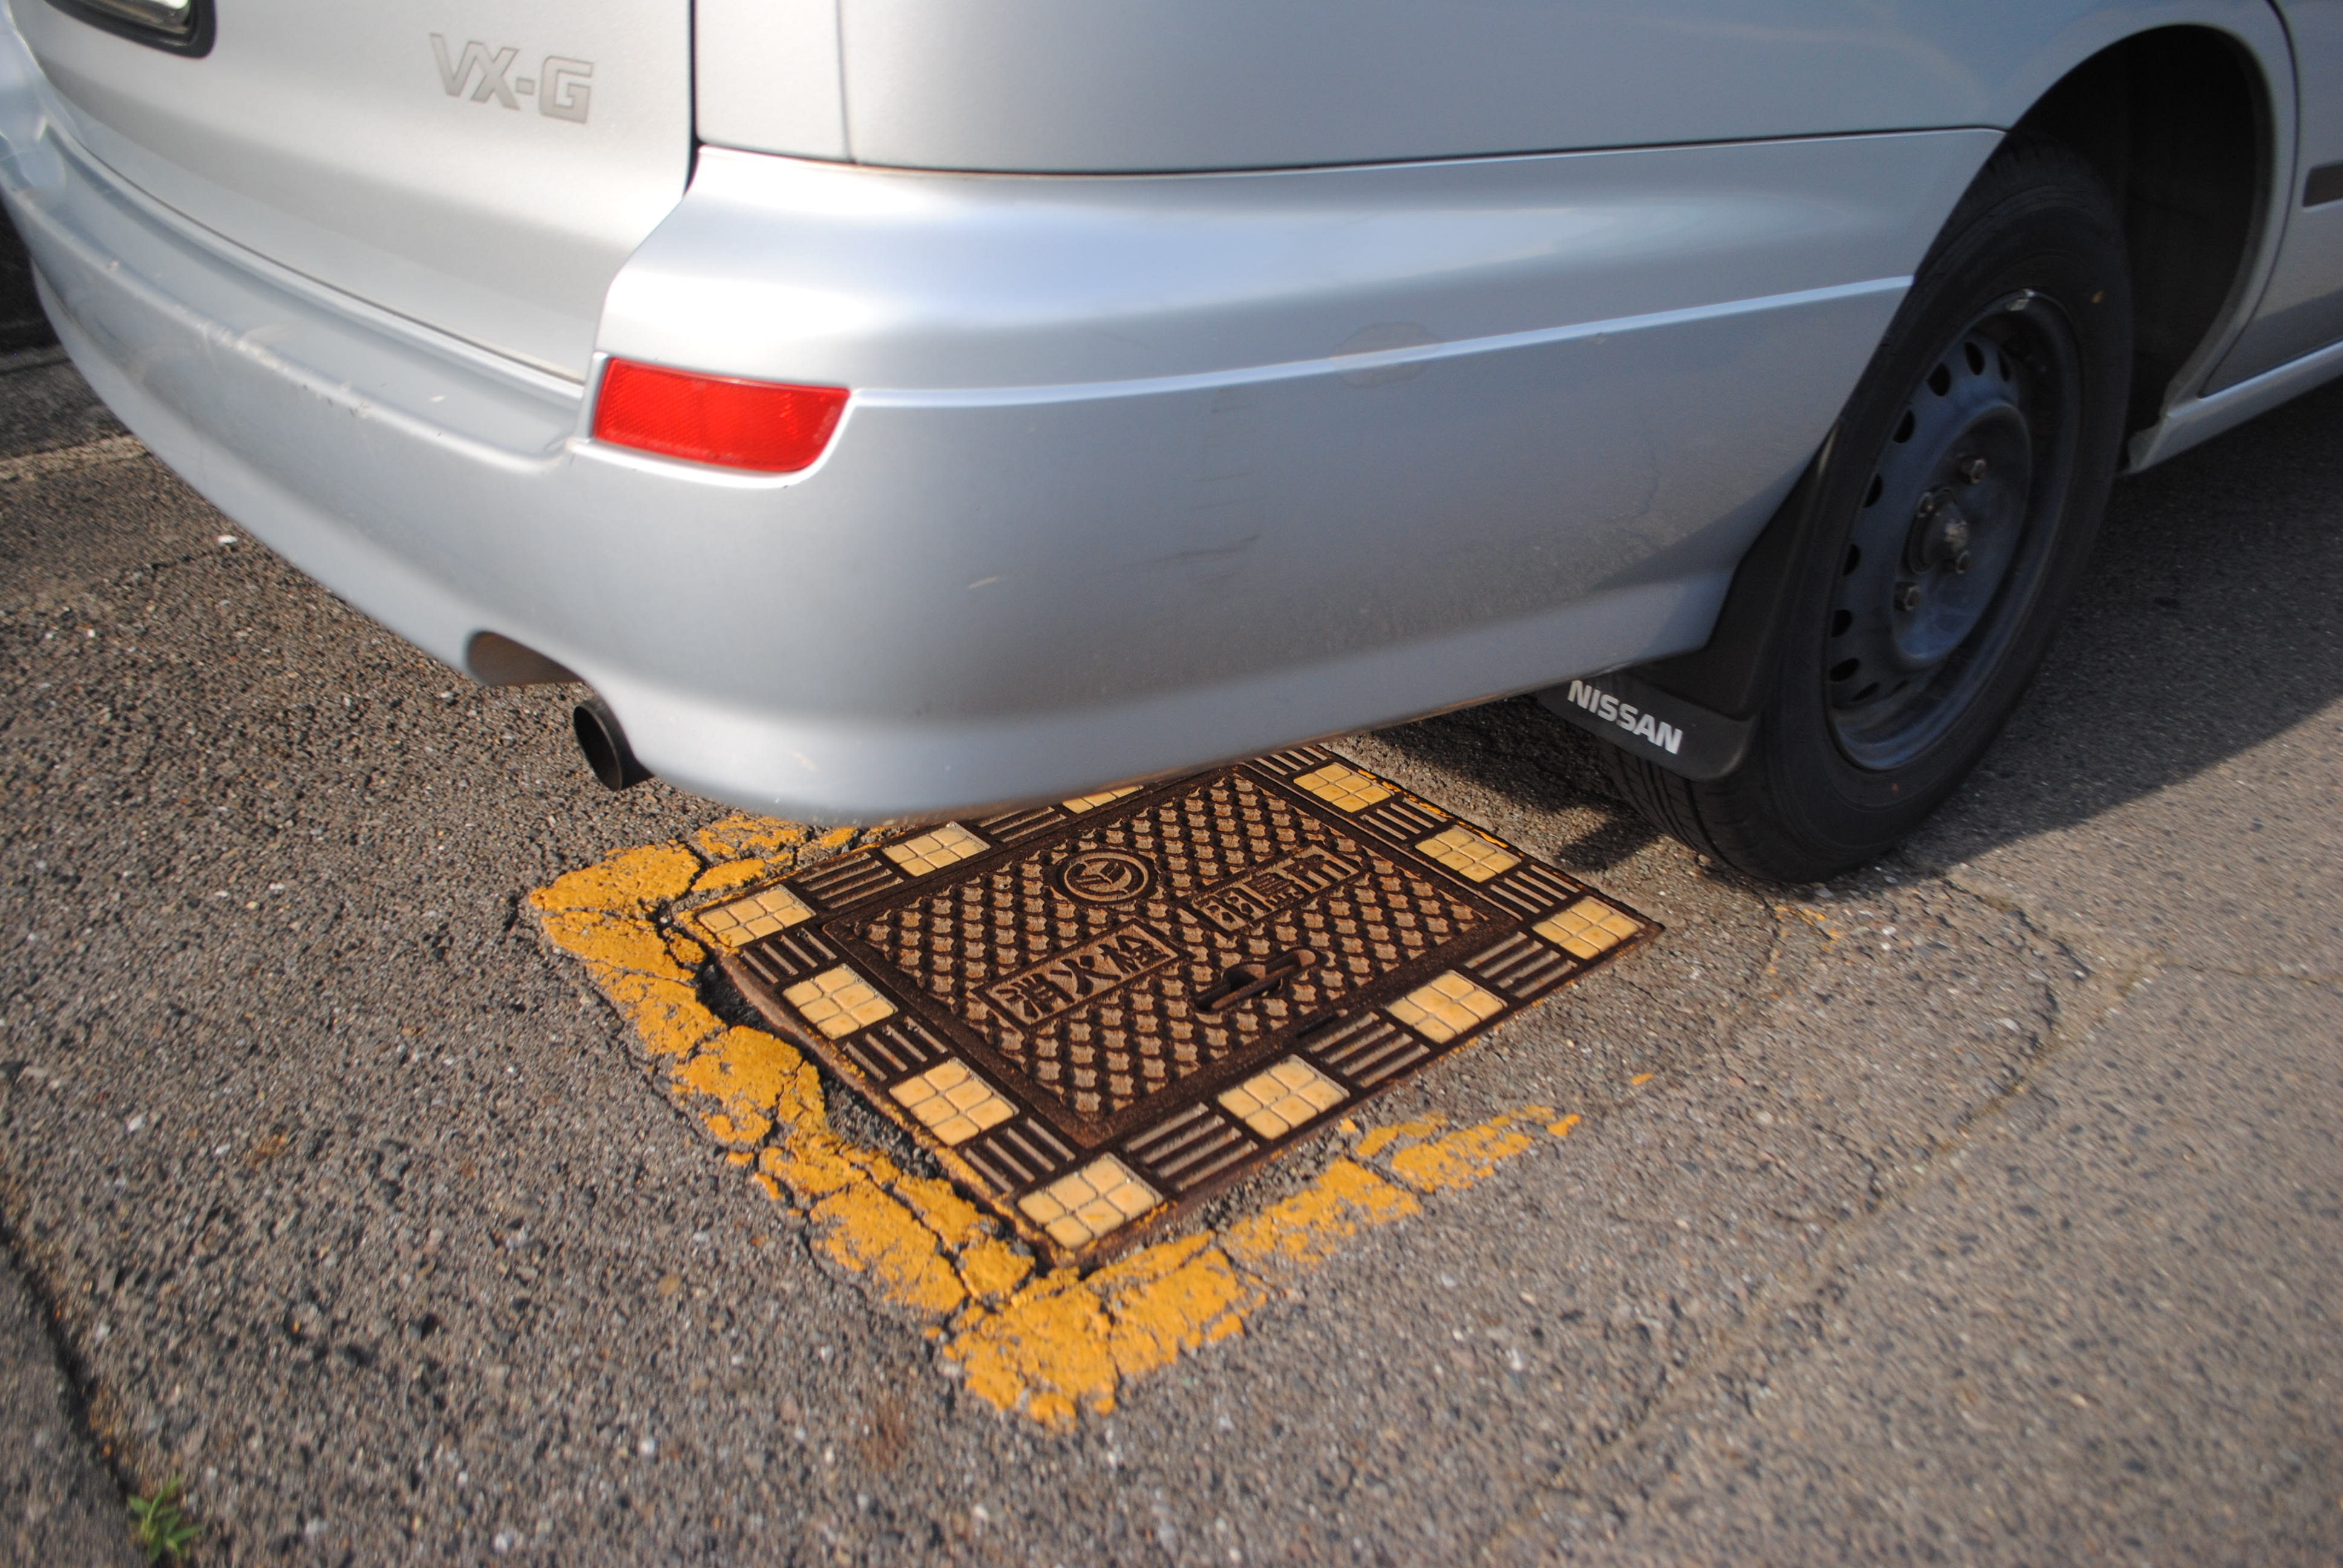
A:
[{"xmin": 692, "ymin": 748, "xmax": 1656, "ymax": 1267}]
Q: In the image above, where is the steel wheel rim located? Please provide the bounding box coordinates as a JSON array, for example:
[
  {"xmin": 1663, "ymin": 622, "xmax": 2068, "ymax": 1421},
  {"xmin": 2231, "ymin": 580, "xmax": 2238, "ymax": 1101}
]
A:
[{"xmin": 1824, "ymin": 293, "xmax": 2083, "ymax": 771}]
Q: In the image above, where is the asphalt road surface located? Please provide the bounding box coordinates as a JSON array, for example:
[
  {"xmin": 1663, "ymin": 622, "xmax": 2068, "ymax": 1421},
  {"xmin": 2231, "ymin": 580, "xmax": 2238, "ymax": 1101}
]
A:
[{"xmin": 1, "ymin": 336, "xmax": 2339, "ymax": 1567}]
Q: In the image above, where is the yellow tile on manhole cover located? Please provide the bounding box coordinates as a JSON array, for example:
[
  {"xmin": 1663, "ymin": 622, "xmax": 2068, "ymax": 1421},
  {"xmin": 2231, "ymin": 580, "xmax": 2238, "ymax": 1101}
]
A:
[{"xmin": 707, "ymin": 747, "xmax": 1658, "ymax": 1269}]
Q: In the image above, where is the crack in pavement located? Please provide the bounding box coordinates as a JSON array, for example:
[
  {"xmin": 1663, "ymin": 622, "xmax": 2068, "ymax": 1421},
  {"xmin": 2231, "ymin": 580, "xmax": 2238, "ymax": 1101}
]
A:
[
  {"xmin": 0, "ymin": 433, "xmax": 146, "ymax": 485},
  {"xmin": 1941, "ymin": 862, "xmax": 2343, "ymax": 987},
  {"xmin": 5, "ymin": 352, "xmax": 2338, "ymax": 1562},
  {"xmin": 0, "ymin": 1183, "xmax": 137, "ymax": 1564},
  {"xmin": 1482, "ymin": 867, "xmax": 2150, "ymax": 1558}
]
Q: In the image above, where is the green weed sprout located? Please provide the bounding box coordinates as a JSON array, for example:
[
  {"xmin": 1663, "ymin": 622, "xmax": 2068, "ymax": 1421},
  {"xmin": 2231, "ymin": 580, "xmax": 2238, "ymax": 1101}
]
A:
[{"xmin": 128, "ymin": 1476, "xmax": 200, "ymax": 1563}]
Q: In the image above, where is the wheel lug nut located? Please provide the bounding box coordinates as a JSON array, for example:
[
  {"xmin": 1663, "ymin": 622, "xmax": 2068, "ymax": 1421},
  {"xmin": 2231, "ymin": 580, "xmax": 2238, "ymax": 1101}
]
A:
[
  {"xmin": 1958, "ymin": 456, "xmax": 1988, "ymax": 485},
  {"xmin": 1895, "ymin": 583, "xmax": 1923, "ymax": 611},
  {"xmin": 1953, "ymin": 549, "xmax": 1973, "ymax": 573}
]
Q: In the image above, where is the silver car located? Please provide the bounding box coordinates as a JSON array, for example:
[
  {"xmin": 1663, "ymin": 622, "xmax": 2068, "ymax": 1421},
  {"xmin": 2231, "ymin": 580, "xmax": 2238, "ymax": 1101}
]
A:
[{"xmin": 1, "ymin": 0, "xmax": 2331, "ymax": 878}]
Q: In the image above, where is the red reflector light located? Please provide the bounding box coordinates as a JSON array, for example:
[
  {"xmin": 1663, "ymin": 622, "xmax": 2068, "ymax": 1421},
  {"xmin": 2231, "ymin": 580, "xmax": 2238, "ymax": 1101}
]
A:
[{"xmin": 592, "ymin": 359, "xmax": 848, "ymax": 473}]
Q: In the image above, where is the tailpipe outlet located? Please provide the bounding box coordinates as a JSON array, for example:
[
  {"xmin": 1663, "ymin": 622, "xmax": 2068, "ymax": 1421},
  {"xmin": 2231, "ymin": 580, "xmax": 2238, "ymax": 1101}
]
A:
[{"xmin": 574, "ymin": 697, "xmax": 654, "ymax": 791}]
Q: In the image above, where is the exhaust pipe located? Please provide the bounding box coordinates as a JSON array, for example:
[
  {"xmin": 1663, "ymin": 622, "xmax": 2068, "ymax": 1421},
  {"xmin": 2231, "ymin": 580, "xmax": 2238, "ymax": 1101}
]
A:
[{"xmin": 573, "ymin": 697, "xmax": 653, "ymax": 791}]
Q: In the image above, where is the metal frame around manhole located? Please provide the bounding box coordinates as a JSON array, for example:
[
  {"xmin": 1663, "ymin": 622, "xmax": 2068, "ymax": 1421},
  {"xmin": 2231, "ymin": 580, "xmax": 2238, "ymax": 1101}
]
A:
[{"xmin": 688, "ymin": 747, "xmax": 1657, "ymax": 1269}]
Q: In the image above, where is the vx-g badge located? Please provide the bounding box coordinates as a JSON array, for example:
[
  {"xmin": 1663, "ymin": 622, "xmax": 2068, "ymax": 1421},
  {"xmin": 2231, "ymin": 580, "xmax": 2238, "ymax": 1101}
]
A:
[{"xmin": 431, "ymin": 35, "xmax": 593, "ymax": 124}]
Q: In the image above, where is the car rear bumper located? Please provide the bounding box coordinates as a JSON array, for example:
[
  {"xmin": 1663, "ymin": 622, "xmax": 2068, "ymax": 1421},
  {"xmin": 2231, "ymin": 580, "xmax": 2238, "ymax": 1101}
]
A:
[{"xmin": 0, "ymin": 20, "xmax": 1995, "ymax": 818}]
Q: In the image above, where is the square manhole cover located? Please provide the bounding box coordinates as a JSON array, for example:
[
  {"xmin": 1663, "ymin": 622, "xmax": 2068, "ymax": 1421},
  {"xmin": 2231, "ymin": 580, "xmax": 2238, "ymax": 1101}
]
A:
[{"xmin": 693, "ymin": 748, "xmax": 1656, "ymax": 1267}]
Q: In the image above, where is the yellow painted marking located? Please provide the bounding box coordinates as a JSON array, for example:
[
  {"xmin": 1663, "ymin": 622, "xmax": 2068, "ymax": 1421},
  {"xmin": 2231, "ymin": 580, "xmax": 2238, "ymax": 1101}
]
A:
[
  {"xmin": 536, "ymin": 841, "xmax": 703, "ymax": 919},
  {"xmin": 881, "ymin": 822, "xmax": 988, "ymax": 875},
  {"xmin": 1017, "ymin": 1157, "xmax": 1160, "ymax": 1249},
  {"xmin": 532, "ymin": 816, "xmax": 1611, "ymax": 1431},
  {"xmin": 1291, "ymin": 762, "xmax": 1392, "ymax": 812},
  {"xmin": 890, "ymin": 1059, "xmax": 1015, "ymax": 1145},
  {"xmin": 1387, "ymin": 970, "xmax": 1507, "ymax": 1044},
  {"xmin": 693, "ymin": 882, "xmax": 815, "ymax": 949},
  {"xmin": 671, "ymin": 1024, "xmax": 824, "ymax": 1147},
  {"xmin": 1061, "ymin": 786, "xmax": 1140, "ymax": 812},
  {"xmin": 1354, "ymin": 1115, "xmax": 1446, "ymax": 1161},
  {"xmin": 690, "ymin": 857, "xmax": 772, "ymax": 897},
  {"xmin": 781, "ymin": 965, "xmax": 896, "ymax": 1038},
  {"xmin": 944, "ymin": 1235, "xmax": 1252, "ymax": 1425},
  {"xmin": 1533, "ymin": 896, "xmax": 1642, "ymax": 959},
  {"xmin": 1216, "ymin": 1057, "xmax": 1346, "ymax": 1138},
  {"xmin": 1219, "ymin": 1158, "xmax": 1421, "ymax": 1281},
  {"xmin": 812, "ymin": 1180, "xmax": 971, "ymax": 1318},
  {"xmin": 1385, "ymin": 1109, "xmax": 1552, "ymax": 1194},
  {"xmin": 955, "ymin": 1235, "xmax": 1036, "ymax": 1304},
  {"xmin": 1792, "ymin": 906, "xmax": 1848, "ymax": 942},
  {"xmin": 1415, "ymin": 823, "xmax": 1520, "ymax": 882},
  {"xmin": 693, "ymin": 812, "xmax": 811, "ymax": 864},
  {"xmin": 537, "ymin": 905, "xmax": 695, "ymax": 985},
  {"xmin": 1630, "ymin": 1073, "xmax": 1654, "ymax": 1086},
  {"xmin": 1549, "ymin": 1112, "xmax": 1582, "ymax": 1138}
]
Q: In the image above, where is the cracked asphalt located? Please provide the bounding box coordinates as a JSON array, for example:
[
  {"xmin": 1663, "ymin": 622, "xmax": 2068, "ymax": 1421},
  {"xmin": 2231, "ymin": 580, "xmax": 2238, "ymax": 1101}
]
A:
[{"xmin": 0, "ymin": 336, "xmax": 2338, "ymax": 1565}]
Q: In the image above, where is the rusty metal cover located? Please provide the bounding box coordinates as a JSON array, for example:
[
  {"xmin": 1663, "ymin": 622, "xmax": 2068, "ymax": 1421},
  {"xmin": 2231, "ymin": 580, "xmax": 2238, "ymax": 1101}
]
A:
[{"xmin": 694, "ymin": 748, "xmax": 1656, "ymax": 1268}]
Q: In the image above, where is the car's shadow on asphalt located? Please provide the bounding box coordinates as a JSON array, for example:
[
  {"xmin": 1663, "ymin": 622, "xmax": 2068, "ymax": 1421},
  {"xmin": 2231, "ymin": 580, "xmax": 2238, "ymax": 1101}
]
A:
[
  {"xmin": 1369, "ymin": 696, "xmax": 1663, "ymax": 872},
  {"xmin": 1923, "ymin": 371, "xmax": 2343, "ymax": 861},
  {"xmin": 1377, "ymin": 371, "xmax": 2343, "ymax": 876}
]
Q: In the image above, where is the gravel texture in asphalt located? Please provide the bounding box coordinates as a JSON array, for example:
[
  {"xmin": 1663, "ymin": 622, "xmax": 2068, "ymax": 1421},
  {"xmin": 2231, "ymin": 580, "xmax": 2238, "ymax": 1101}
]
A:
[{"xmin": 0, "ymin": 350, "xmax": 2338, "ymax": 1564}]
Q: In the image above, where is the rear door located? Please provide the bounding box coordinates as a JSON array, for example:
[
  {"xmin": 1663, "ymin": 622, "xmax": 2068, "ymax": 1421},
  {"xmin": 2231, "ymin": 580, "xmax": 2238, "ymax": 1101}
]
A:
[{"xmin": 12, "ymin": 0, "xmax": 691, "ymax": 379}]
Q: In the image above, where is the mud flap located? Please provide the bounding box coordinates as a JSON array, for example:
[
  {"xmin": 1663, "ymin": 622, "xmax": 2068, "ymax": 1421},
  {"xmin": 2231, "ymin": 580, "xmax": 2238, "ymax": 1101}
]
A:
[
  {"xmin": 1536, "ymin": 670, "xmax": 1756, "ymax": 781},
  {"xmin": 1535, "ymin": 428, "xmax": 1840, "ymax": 783}
]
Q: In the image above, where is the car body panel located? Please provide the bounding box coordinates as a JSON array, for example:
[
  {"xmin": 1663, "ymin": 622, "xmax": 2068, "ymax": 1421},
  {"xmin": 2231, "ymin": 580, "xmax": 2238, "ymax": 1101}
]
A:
[
  {"xmin": 2209, "ymin": 0, "xmax": 2343, "ymax": 387},
  {"xmin": 2118, "ymin": 4, "xmax": 2335, "ymax": 463},
  {"xmin": 797, "ymin": 0, "xmax": 2270, "ymax": 174},
  {"xmin": 0, "ymin": 10, "xmax": 1996, "ymax": 817},
  {"xmin": 696, "ymin": 0, "xmax": 845, "ymax": 164},
  {"xmin": 7, "ymin": 0, "xmax": 690, "ymax": 378},
  {"xmin": 0, "ymin": 0, "xmax": 2331, "ymax": 818},
  {"xmin": 603, "ymin": 140, "xmax": 1982, "ymax": 394}
]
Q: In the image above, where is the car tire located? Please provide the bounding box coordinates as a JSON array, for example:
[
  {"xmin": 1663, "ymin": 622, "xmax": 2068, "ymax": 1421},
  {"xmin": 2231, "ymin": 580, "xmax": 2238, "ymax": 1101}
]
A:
[{"xmin": 1602, "ymin": 137, "xmax": 2134, "ymax": 882}]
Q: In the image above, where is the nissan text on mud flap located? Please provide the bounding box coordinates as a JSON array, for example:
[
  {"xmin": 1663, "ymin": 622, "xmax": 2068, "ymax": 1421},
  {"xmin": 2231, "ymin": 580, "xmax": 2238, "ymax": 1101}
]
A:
[{"xmin": 1, "ymin": 1, "xmax": 2335, "ymax": 879}]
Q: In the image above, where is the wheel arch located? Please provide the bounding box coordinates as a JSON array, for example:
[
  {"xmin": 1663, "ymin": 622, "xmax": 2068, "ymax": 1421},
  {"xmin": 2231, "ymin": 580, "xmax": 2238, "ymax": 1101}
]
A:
[
  {"xmin": 2014, "ymin": 22, "xmax": 2284, "ymax": 443},
  {"xmin": 1550, "ymin": 21, "xmax": 2288, "ymax": 742}
]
